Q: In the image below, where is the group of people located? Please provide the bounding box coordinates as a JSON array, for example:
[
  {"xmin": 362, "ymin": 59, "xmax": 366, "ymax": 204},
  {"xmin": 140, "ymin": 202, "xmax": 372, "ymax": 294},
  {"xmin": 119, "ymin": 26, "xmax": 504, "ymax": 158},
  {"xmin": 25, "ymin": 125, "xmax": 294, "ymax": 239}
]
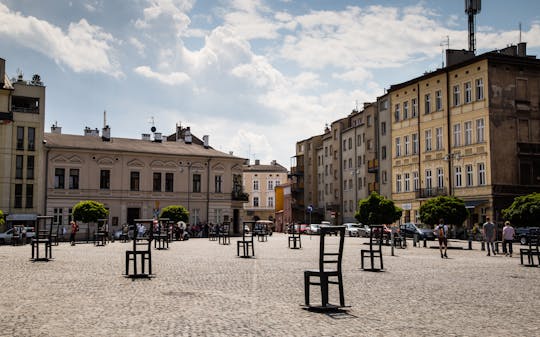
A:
[{"xmin": 434, "ymin": 217, "xmax": 516, "ymax": 259}]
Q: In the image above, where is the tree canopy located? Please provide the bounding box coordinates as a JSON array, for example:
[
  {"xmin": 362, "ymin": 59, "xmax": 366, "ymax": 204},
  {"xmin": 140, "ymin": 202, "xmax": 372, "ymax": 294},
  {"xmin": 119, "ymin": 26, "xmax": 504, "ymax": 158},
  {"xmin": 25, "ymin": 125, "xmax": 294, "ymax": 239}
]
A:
[
  {"xmin": 160, "ymin": 205, "xmax": 189, "ymax": 223},
  {"xmin": 502, "ymin": 192, "xmax": 540, "ymax": 227},
  {"xmin": 355, "ymin": 192, "xmax": 402, "ymax": 225},
  {"xmin": 0, "ymin": 209, "xmax": 4, "ymax": 227},
  {"xmin": 419, "ymin": 196, "xmax": 468, "ymax": 226},
  {"xmin": 72, "ymin": 200, "xmax": 109, "ymax": 223}
]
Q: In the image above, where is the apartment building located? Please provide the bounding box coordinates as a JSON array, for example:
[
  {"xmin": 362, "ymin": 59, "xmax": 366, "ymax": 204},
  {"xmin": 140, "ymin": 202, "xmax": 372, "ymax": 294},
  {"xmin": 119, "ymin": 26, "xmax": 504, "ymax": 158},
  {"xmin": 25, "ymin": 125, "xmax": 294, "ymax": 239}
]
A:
[
  {"xmin": 43, "ymin": 125, "xmax": 248, "ymax": 233},
  {"xmin": 390, "ymin": 44, "xmax": 540, "ymax": 225},
  {"xmin": 242, "ymin": 159, "xmax": 287, "ymax": 222},
  {"xmin": 0, "ymin": 59, "xmax": 46, "ymax": 230}
]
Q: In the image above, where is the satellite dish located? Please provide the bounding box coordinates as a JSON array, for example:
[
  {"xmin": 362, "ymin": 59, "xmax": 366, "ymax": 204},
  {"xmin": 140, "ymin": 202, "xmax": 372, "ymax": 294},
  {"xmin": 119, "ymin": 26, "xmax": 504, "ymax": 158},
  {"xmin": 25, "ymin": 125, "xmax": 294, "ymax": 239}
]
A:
[{"xmin": 151, "ymin": 126, "xmax": 156, "ymax": 133}]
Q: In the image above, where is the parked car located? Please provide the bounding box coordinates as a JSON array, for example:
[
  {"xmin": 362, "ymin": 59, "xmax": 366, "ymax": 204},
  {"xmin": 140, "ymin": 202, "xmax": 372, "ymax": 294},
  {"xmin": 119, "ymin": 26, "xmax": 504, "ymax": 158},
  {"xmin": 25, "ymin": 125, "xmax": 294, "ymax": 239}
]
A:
[
  {"xmin": 253, "ymin": 220, "xmax": 273, "ymax": 236},
  {"xmin": 287, "ymin": 224, "xmax": 310, "ymax": 234},
  {"xmin": 400, "ymin": 223, "xmax": 436, "ymax": 240},
  {"xmin": 306, "ymin": 224, "xmax": 321, "ymax": 235},
  {"xmin": 343, "ymin": 223, "xmax": 362, "ymax": 237},
  {"xmin": 371, "ymin": 224, "xmax": 392, "ymax": 238},
  {"xmin": 0, "ymin": 227, "xmax": 36, "ymax": 244},
  {"xmin": 515, "ymin": 227, "xmax": 540, "ymax": 245}
]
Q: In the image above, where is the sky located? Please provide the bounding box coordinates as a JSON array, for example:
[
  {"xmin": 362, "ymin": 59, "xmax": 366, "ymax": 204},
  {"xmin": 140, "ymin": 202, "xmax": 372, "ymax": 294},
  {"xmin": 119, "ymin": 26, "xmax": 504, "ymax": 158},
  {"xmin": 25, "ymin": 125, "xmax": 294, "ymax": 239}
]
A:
[{"xmin": 1, "ymin": 0, "xmax": 539, "ymax": 168}]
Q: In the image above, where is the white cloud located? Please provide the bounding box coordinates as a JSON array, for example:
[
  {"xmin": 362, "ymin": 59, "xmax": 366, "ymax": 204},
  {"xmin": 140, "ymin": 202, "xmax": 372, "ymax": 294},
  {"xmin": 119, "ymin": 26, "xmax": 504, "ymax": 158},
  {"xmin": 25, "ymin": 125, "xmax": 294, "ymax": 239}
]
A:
[
  {"xmin": 128, "ymin": 37, "xmax": 145, "ymax": 56},
  {"xmin": 135, "ymin": 0, "xmax": 195, "ymax": 36},
  {"xmin": 134, "ymin": 66, "xmax": 190, "ymax": 85},
  {"xmin": 0, "ymin": 3, "xmax": 121, "ymax": 76}
]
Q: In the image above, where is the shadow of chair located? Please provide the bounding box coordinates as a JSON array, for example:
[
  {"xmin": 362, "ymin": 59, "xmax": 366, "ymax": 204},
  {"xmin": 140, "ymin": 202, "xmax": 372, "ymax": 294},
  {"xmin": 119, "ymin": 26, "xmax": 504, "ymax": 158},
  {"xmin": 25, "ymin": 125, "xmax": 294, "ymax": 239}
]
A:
[{"xmin": 304, "ymin": 225, "xmax": 346, "ymax": 310}]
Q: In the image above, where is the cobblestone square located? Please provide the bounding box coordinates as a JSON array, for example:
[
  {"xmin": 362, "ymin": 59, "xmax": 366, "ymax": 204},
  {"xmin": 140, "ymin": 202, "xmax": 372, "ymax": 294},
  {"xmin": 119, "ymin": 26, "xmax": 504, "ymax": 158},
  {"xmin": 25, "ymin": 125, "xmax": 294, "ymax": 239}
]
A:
[{"xmin": 1, "ymin": 234, "xmax": 539, "ymax": 337}]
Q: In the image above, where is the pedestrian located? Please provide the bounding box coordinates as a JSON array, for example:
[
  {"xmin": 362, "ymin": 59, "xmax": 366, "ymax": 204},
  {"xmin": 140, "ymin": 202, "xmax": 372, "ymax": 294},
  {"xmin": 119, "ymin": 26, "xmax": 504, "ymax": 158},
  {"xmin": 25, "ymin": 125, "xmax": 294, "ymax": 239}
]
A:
[
  {"xmin": 483, "ymin": 217, "xmax": 496, "ymax": 256},
  {"xmin": 70, "ymin": 220, "xmax": 78, "ymax": 246},
  {"xmin": 502, "ymin": 221, "xmax": 515, "ymax": 257},
  {"xmin": 433, "ymin": 218, "xmax": 449, "ymax": 258}
]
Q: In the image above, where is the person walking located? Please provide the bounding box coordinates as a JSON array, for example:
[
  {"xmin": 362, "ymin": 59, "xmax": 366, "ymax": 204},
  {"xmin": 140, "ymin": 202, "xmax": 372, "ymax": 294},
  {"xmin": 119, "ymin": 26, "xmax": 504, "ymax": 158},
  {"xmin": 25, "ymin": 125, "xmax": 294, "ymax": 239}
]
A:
[
  {"xmin": 434, "ymin": 218, "xmax": 449, "ymax": 258},
  {"xmin": 69, "ymin": 220, "xmax": 78, "ymax": 246},
  {"xmin": 483, "ymin": 217, "xmax": 496, "ymax": 256},
  {"xmin": 502, "ymin": 221, "xmax": 515, "ymax": 257}
]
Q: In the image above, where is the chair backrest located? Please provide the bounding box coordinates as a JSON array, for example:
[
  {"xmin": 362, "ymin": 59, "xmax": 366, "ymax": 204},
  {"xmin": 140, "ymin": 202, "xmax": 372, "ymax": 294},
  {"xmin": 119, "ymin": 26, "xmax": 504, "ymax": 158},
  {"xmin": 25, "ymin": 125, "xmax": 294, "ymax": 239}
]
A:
[
  {"xmin": 318, "ymin": 225, "xmax": 345, "ymax": 272},
  {"xmin": 220, "ymin": 223, "xmax": 230, "ymax": 235},
  {"xmin": 369, "ymin": 225, "xmax": 384, "ymax": 250},
  {"xmin": 36, "ymin": 216, "xmax": 54, "ymax": 239},
  {"xmin": 529, "ymin": 229, "xmax": 540, "ymax": 249},
  {"xmin": 242, "ymin": 221, "xmax": 255, "ymax": 241}
]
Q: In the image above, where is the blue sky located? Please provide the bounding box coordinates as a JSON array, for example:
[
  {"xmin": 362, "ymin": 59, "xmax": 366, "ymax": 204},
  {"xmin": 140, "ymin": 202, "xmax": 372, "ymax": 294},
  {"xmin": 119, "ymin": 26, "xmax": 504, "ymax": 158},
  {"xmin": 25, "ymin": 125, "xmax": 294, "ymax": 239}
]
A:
[{"xmin": 1, "ymin": 0, "xmax": 539, "ymax": 168}]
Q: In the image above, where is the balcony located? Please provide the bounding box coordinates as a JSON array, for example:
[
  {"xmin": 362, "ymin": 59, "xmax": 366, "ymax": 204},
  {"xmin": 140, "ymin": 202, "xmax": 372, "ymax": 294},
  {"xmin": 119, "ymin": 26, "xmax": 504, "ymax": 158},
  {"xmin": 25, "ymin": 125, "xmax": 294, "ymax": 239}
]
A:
[
  {"xmin": 290, "ymin": 165, "xmax": 304, "ymax": 176},
  {"xmin": 368, "ymin": 182, "xmax": 379, "ymax": 193},
  {"xmin": 368, "ymin": 159, "xmax": 379, "ymax": 173},
  {"xmin": 415, "ymin": 187, "xmax": 447, "ymax": 199},
  {"xmin": 0, "ymin": 111, "xmax": 13, "ymax": 121},
  {"xmin": 231, "ymin": 191, "xmax": 249, "ymax": 202}
]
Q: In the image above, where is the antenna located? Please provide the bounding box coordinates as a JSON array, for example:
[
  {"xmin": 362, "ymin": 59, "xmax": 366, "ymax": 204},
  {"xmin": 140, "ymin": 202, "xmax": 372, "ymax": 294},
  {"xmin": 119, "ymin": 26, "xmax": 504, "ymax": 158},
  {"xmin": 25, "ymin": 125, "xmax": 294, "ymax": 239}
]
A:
[
  {"xmin": 440, "ymin": 35, "xmax": 449, "ymax": 67},
  {"xmin": 148, "ymin": 116, "xmax": 156, "ymax": 133},
  {"xmin": 465, "ymin": 0, "xmax": 481, "ymax": 53},
  {"xmin": 519, "ymin": 22, "xmax": 522, "ymax": 43},
  {"xmin": 103, "ymin": 110, "xmax": 107, "ymax": 128}
]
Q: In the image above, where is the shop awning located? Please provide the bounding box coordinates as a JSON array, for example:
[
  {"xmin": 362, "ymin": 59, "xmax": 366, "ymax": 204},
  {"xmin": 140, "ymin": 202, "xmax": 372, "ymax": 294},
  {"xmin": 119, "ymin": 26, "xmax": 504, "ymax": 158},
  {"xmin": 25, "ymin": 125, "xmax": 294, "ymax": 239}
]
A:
[
  {"xmin": 464, "ymin": 200, "xmax": 488, "ymax": 209},
  {"xmin": 6, "ymin": 214, "xmax": 37, "ymax": 221}
]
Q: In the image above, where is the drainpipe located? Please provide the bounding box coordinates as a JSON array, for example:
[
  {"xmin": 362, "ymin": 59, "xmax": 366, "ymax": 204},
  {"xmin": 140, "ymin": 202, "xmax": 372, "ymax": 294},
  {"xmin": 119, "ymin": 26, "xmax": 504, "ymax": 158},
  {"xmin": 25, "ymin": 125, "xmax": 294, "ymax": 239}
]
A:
[
  {"xmin": 44, "ymin": 144, "xmax": 49, "ymax": 215},
  {"xmin": 206, "ymin": 157, "xmax": 211, "ymax": 223}
]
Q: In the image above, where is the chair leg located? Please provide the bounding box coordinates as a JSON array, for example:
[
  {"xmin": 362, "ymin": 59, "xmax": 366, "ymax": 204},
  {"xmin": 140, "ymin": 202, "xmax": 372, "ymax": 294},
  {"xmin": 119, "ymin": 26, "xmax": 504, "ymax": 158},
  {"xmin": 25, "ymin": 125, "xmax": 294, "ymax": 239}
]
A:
[
  {"xmin": 321, "ymin": 275, "xmax": 329, "ymax": 307},
  {"xmin": 380, "ymin": 252, "xmax": 384, "ymax": 270},
  {"xmin": 304, "ymin": 273, "xmax": 310, "ymax": 306},
  {"xmin": 338, "ymin": 273, "xmax": 345, "ymax": 307}
]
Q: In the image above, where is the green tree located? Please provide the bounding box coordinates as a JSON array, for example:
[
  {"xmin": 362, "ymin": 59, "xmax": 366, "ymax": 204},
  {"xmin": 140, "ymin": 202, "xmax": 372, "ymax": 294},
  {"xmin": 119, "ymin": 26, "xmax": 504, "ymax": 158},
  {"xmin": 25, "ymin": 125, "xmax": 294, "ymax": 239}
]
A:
[
  {"xmin": 160, "ymin": 205, "xmax": 189, "ymax": 223},
  {"xmin": 355, "ymin": 192, "xmax": 402, "ymax": 225},
  {"xmin": 419, "ymin": 196, "xmax": 468, "ymax": 226},
  {"xmin": 72, "ymin": 200, "xmax": 109, "ymax": 224},
  {"xmin": 502, "ymin": 192, "xmax": 540, "ymax": 227},
  {"xmin": 0, "ymin": 209, "xmax": 5, "ymax": 227}
]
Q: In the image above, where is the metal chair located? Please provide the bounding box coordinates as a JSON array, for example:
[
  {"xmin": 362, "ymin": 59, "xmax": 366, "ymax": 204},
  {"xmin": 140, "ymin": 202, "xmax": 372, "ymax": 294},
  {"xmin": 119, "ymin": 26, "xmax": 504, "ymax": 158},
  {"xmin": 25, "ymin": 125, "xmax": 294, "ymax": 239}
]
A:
[
  {"xmin": 361, "ymin": 225, "xmax": 384, "ymax": 271},
  {"xmin": 31, "ymin": 216, "xmax": 54, "ymax": 262},
  {"xmin": 237, "ymin": 221, "xmax": 255, "ymax": 258}
]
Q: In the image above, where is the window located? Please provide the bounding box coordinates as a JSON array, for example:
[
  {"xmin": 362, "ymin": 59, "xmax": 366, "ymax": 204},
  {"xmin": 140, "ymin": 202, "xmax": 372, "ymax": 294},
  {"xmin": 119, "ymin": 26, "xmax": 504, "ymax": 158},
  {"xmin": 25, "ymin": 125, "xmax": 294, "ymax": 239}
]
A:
[
  {"xmin": 395, "ymin": 137, "xmax": 401, "ymax": 157},
  {"xmin": 436, "ymin": 90, "xmax": 442, "ymax": 111},
  {"xmin": 343, "ymin": 180, "xmax": 347, "ymax": 191},
  {"xmin": 412, "ymin": 98, "xmax": 418, "ymax": 117},
  {"xmin": 404, "ymin": 173, "xmax": 410, "ymax": 192},
  {"xmin": 453, "ymin": 85, "xmax": 460, "ymax": 106},
  {"xmin": 348, "ymin": 138, "xmax": 352, "ymax": 150},
  {"xmin": 54, "ymin": 168, "xmax": 65, "ymax": 189},
  {"xmin": 413, "ymin": 172, "xmax": 419, "ymax": 191},
  {"xmin": 253, "ymin": 197, "xmax": 259, "ymax": 207},
  {"xmin": 214, "ymin": 175, "xmax": 222, "ymax": 193},
  {"xmin": 253, "ymin": 180, "xmax": 259, "ymax": 191},
  {"xmin": 16, "ymin": 155, "xmax": 23, "ymax": 179},
  {"xmin": 100, "ymin": 170, "xmax": 110, "ymax": 189},
  {"xmin": 28, "ymin": 127, "xmax": 35, "ymax": 151},
  {"xmin": 437, "ymin": 168, "xmax": 444, "ymax": 188},
  {"xmin": 367, "ymin": 140, "xmax": 372, "ymax": 150},
  {"xmin": 436, "ymin": 127, "xmax": 443, "ymax": 150},
  {"xmin": 53, "ymin": 208, "xmax": 63, "ymax": 227},
  {"xmin": 15, "ymin": 184, "xmax": 23, "ymax": 208},
  {"xmin": 367, "ymin": 115, "xmax": 372, "ymax": 126},
  {"xmin": 267, "ymin": 196, "xmax": 274, "ymax": 208},
  {"xmin": 348, "ymin": 158, "xmax": 352, "ymax": 169},
  {"xmin": 381, "ymin": 146, "xmax": 387, "ymax": 160},
  {"xmin": 396, "ymin": 174, "xmax": 402, "ymax": 193},
  {"xmin": 25, "ymin": 184, "xmax": 33, "ymax": 208},
  {"xmin": 478, "ymin": 163, "xmax": 486, "ymax": 185},
  {"xmin": 343, "ymin": 140, "xmax": 347, "ymax": 151},
  {"xmin": 476, "ymin": 118, "xmax": 485, "ymax": 142},
  {"xmin": 453, "ymin": 124, "xmax": 461, "ymax": 147},
  {"xmin": 424, "ymin": 94, "xmax": 431, "ymax": 114},
  {"xmin": 69, "ymin": 169, "xmax": 79, "ymax": 189},
  {"xmin": 130, "ymin": 171, "xmax": 140, "ymax": 191},
  {"xmin": 349, "ymin": 179, "xmax": 353, "ymax": 190},
  {"xmin": 153, "ymin": 172, "xmax": 162, "ymax": 192},
  {"xmin": 343, "ymin": 160, "xmax": 347, "ymax": 168},
  {"xmin": 412, "ymin": 133, "xmax": 418, "ymax": 154},
  {"xmin": 454, "ymin": 166, "xmax": 463, "ymax": 187},
  {"xmin": 27, "ymin": 156, "xmax": 34, "ymax": 179},
  {"xmin": 193, "ymin": 174, "xmax": 201, "ymax": 193},
  {"xmin": 17, "ymin": 127, "xmax": 24, "ymax": 150},
  {"xmin": 426, "ymin": 169, "xmax": 432, "ymax": 190},
  {"xmin": 425, "ymin": 129, "xmax": 432, "ymax": 151},
  {"xmin": 464, "ymin": 82, "xmax": 472, "ymax": 103},
  {"xmin": 475, "ymin": 78, "xmax": 484, "ymax": 100},
  {"xmin": 404, "ymin": 135, "xmax": 410, "ymax": 155},
  {"xmin": 464, "ymin": 121, "xmax": 472, "ymax": 145},
  {"xmin": 268, "ymin": 180, "xmax": 274, "ymax": 190},
  {"xmin": 394, "ymin": 104, "xmax": 400, "ymax": 122},
  {"xmin": 466, "ymin": 165, "xmax": 473, "ymax": 186},
  {"xmin": 382, "ymin": 171, "xmax": 388, "ymax": 183},
  {"xmin": 381, "ymin": 122, "xmax": 387, "ymax": 135},
  {"xmin": 403, "ymin": 101, "xmax": 409, "ymax": 119}
]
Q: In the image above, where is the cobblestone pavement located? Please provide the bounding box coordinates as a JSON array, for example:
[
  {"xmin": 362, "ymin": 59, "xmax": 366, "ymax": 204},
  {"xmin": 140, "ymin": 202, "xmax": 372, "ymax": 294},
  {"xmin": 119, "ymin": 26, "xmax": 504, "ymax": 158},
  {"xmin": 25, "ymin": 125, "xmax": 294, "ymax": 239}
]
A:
[{"xmin": 0, "ymin": 234, "xmax": 539, "ymax": 337}]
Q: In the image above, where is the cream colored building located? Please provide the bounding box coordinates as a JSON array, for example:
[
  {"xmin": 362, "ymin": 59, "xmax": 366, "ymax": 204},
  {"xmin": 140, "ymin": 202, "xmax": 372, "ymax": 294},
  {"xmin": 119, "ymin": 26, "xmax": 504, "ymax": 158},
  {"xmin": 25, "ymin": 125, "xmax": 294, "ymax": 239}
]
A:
[
  {"xmin": 242, "ymin": 160, "xmax": 287, "ymax": 222},
  {"xmin": 390, "ymin": 44, "xmax": 540, "ymax": 226},
  {"xmin": 43, "ymin": 125, "xmax": 248, "ymax": 234},
  {"xmin": 0, "ymin": 59, "xmax": 46, "ymax": 230}
]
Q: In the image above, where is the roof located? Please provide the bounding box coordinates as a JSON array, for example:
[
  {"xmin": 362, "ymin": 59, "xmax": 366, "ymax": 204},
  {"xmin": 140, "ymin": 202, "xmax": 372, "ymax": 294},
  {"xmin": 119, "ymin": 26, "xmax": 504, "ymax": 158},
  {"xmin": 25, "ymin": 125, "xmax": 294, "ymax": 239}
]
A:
[
  {"xmin": 243, "ymin": 162, "xmax": 288, "ymax": 173},
  {"xmin": 44, "ymin": 132, "xmax": 244, "ymax": 160}
]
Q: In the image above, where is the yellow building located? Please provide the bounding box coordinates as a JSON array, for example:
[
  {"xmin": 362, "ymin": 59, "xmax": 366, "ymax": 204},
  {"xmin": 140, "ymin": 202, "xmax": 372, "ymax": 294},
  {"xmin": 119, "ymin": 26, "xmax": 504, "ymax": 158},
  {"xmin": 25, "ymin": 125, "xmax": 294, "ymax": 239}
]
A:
[{"xmin": 390, "ymin": 44, "xmax": 540, "ymax": 226}]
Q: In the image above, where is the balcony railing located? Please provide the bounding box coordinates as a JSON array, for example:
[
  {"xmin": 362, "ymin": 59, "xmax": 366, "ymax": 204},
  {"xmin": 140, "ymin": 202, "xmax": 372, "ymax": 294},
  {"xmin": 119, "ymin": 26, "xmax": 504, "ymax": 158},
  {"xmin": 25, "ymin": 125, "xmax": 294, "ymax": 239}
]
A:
[
  {"xmin": 415, "ymin": 187, "xmax": 447, "ymax": 199},
  {"xmin": 0, "ymin": 111, "xmax": 13, "ymax": 121},
  {"xmin": 368, "ymin": 182, "xmax": 379, "ymax": 193},
  {"xmin": 231, "ymin": 191, "xmax": 249, "ymax": 202},
  {"xmin": 368, "ymin": 159, "xmax": 379, "ymax": 173}
]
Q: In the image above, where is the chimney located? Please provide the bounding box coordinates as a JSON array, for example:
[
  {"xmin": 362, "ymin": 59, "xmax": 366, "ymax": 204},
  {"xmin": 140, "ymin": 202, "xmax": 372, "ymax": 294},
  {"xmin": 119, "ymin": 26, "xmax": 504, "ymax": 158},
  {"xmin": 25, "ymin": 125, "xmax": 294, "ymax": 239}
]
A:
[
  {"xmin": 184, "ymin": 127, "xmax": 192, "ymax": 144},
  {"xmin": 51, "ymin": 124, "xmax": 62, "ymax": 134},
  {"xmin": 203, "ymin": 135, "xmax": 209, "ymax": 148},
  {"xmin": 84, "ymin": 127, "xmax": 99, "ymax": 137},
  {"xmin": 154, "ymin": 132, "xmax": 162, "ymax": 143},
  {"xmin": 271, "ymin": 160, "xmax": 277, "ymax": 165},
  {"xmin": 176, "ymin": 123, "xmax": 182, "ymax": 142},
  {"xmin": 142, "ymin": 133, "xmax": 151, "ymax": 141},
  {"xmin": 255, "ymin": 159, "xmax": 260, "ymax": 165},
  {"xmin": 518, "ymin": 42, "xmax": 527, "ymax": 57},
  {"xmin": 0, "ymin": 58, "xmax": 5, "ymax": 87},
  {"xmin": 102, "ymin": 125, "xmax": 111, "ymax": 141}
]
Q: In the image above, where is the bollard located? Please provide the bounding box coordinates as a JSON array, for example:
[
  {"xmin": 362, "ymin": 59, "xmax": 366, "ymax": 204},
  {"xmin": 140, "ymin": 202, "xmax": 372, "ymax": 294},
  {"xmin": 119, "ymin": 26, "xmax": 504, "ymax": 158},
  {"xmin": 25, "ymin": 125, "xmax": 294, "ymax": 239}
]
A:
[
  {"xmin": 423, "ymin": 238, "xmax": 427, "ymax": 248},
  {"xmin": 413, "ymin": 234, "xmax": 417, "ymax": 247},
  {"xmin": 468, "ymin": 237, "xmax": 472, "ymax": 250},
  {"xmin": 390, "ymin": 232, "xmax": 395, "ymax": 256}
]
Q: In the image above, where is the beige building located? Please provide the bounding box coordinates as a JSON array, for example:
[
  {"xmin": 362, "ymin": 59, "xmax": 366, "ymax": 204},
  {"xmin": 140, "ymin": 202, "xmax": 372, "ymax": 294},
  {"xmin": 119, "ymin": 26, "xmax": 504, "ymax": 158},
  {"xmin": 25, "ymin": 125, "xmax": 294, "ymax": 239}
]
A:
[
  {"xmin": 242, "ymin": 160, "xmax": 287, "ymax": 222},
  {"xmin": 389, "ymin": 44, "xmax": 540, "ymax": 226},
  {"xmin": 43, "ymin": 125, "xmax": 248, "ymax": 234},
  {"xmin": 0, "ymin": 59, "xmax": 46, "ymax": 230}
]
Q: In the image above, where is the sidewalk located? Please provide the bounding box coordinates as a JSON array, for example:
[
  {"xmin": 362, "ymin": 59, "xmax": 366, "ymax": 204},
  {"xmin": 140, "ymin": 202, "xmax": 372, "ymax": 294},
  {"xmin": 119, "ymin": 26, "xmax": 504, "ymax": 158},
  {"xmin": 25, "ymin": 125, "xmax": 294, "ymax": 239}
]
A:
[{"xmin": 0, "ymin": 234, "xmax": 538, "ymax": 337}]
